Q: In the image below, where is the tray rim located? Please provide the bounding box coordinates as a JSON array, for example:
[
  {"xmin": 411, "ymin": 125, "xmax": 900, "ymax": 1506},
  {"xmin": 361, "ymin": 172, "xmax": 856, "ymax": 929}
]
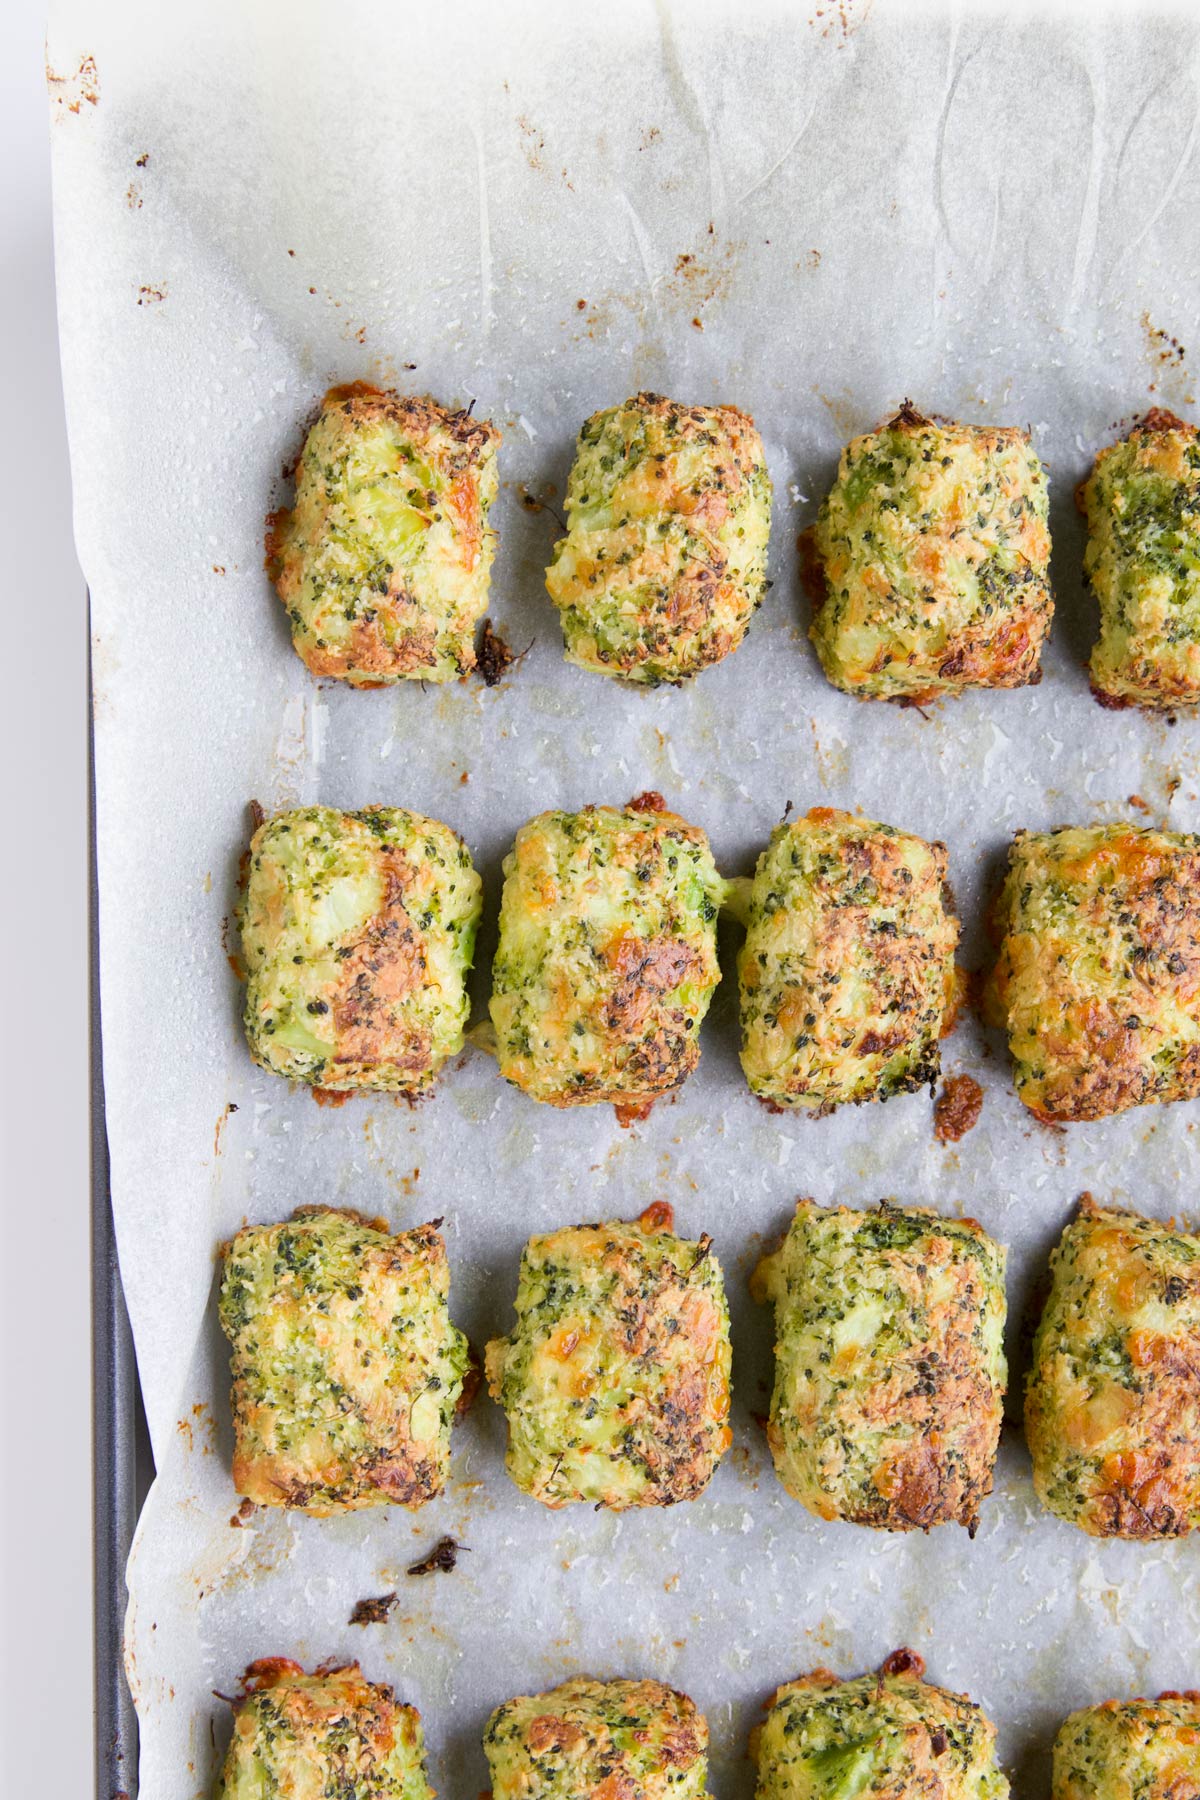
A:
[{"xmin": 91, "ymin": 610, "xmax": 142, "ymax": 1800}]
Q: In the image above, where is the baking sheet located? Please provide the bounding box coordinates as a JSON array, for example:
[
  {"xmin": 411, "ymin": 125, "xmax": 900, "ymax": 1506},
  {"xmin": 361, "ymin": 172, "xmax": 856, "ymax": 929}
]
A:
[{"xmin": 50, "ymin": 1, "xmax": 1200, "ymax": 1795}]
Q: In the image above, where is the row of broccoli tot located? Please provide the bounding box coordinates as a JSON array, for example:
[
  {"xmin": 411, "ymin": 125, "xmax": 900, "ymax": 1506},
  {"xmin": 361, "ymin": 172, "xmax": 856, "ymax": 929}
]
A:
[
  {"xmin": 238, "ymin": 795, "xmax": 1200, "ymax": 1126},
  {"xmin": 213, "ymin": 1650, "xmax": 1199, "ymax": 1799},
  {"xmin": 217, "ymin": 1192, "xmax": 1200, "ymax": 1541},
  {"xmin": 266, "ymin": 382, "xmax": 1200, "ymax": 706}
]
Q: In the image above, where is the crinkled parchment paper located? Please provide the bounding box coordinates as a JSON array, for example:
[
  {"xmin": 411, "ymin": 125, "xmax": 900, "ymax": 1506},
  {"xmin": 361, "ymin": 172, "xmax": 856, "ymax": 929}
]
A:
[{"xmin": 49, "ymin": 0, "xmax": 1200, "ymax": 1794}]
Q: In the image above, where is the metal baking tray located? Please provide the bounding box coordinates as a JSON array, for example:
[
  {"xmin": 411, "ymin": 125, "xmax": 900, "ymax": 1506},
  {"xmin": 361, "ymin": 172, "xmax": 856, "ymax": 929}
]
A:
[{"xmin": 92, "ymin": 624, "xmax": 151, "ymax": 1800}]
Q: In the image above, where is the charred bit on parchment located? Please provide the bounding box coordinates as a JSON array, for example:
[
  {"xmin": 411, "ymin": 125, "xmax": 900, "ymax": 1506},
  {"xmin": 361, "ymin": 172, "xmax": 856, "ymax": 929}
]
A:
[
  {"xmin": 477, "ymin": 618, "xmax": 532, "ymax": 687},
  {"xmin": 407, "ymin": 1535, "xmax": 469, "ymax": 1577},
  {"xmin": 519, "ymin": 485, "xmax": 567, "ymax": 531},
  {"xmin": 349, "ymin": 1592, "xmax": 399, "ymax": 1625},
  {"xmin": 933, "ymin": 1073, "xmax": 984, "ymax": 1144},
  {"xmin": 456, "ymin": 1344, "xmax": 483, "ymax": 1418}
]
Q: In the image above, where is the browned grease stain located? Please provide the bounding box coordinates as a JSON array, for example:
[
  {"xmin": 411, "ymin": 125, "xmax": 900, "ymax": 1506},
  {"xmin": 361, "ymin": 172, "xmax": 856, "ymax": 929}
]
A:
[
  {"xmin": 812, "ymin": 384, "xmax": 861, "ymax": 439},
  {"xmin": 213, "ymin": 1101, "xmax": 238, "ymax": 1158},
  {"xmin": 516, "ymin": 114, "xmax": 574, "ymax": 189},
  {"xmin": 809, "ymin": 0, "xmax": 875, "ymax": 42},
  {"xmin": 137, "ymin": 284, "xmax": 167, "ymax": 307},
  {"xmin": 221, "ymin": 913, "xmax": 246, "ymax": 983},
  {"xmin": 1142, "ymin": 313, "xmax": 1196, "ymax": 406},
  {"xmin": 517, "ymin": 114, "xmax": 546, "ymax": 169},
  {"xmin": 47, "ymin": 53, "xmax": 99, "ymax": 114},
  {"xmin": 176, "ymin": 1401, "xmax": 214, "ymax": 1455},
  {"xmin": 730, "ymin": 1441, "xmax": 763, "ymax": 1490},
  {"xmin": 571, "ymin": 228, "xmax": 745, "ymax": 362},
  {"xmin": 665, "ymin": 242, "xmax": 744, "ymax": 323}
]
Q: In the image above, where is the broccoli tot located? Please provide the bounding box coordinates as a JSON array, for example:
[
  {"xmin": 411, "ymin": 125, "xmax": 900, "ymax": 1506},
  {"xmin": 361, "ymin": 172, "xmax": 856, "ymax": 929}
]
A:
[
  {"xmin": 1052, "ymin": 1693, "xmax": 1200, "ymax": 1799},
  {"xmin": 239, "ymin": 804, "xmax": 481, "ymax": 1098},
  {"xmin": 807, "ymin": 403, "xmax": 1052, "ymax": 703},
  {"xmin": 215, "ymin": 1660, "xmax": 433, "ymax": 1800},
  {"xmin": 268, "ymin": 382, "xmax": 501, "ymax": 684},
  {"xmin": 753, "ymin": 1200, "xmax": 1007, "ymax": 1532},
  {"xmin": 488, "ymin": 795, "xmax": 724, "ymax": 1120},
  {"xmin": 737, "ymin": 808, "xmax": 959, "ymax": 1112},
  {"xmin": 1082, "ymin": 409, "xmax": 1200, "ymax": 710},
  {"xmin": 754, "ymin": 1650, "xmax": 1009, "ymax": 1800},
  {"xmin": 485, "ymin": 1675, "xmax": 712, "ymax": 1800},
  {"xmin": 986, "ymin": 823, "xmax": 1200, "ymax": 1121},
  {"xmin": 546, "ymin": 391, "xmax": 771, "ymax": 684},
  {"xmin": 218, "ymin": 1208, "xmax": 469, "ymax": 1513},
  {"xmin": 1025, "ymin": 1196, "xmax": 1200, "ymax": 1538},
  {"xmin": 485, "ymin": 1203, "xmax": 731, "ymax": 1508}
]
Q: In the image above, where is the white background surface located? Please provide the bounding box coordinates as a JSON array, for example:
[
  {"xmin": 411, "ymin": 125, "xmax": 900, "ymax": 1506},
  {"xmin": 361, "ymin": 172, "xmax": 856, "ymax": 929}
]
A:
[{"xmin": 0, "ymin": 6, "xmax": 92, "ymax": 1799}]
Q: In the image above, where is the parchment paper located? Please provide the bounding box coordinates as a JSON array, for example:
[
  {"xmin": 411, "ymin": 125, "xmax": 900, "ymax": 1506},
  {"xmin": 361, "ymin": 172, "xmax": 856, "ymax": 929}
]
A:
[{"xmin": 49, "ymin": 1, "xmax": 1200, "ymax": 1794}]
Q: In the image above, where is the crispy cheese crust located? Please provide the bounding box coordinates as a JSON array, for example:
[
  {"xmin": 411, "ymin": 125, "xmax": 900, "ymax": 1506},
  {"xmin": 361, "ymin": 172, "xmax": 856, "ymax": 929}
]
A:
[
  {"xmin": 1082, "ymin": 410, "xmax": 1200, "ymax": 711},
  {"xmin": 267, "ymin": 383, "xmax": 501, "ymax": 685},
  {"xmin": 545, "ymin": 391, "xmax": 772, "ymax": 684},
  {"xmin": 485, "ymin": 1203, "xmax": 731, "ymax": 1508},
  {"xmin": 215, "ymin": 1660, "xmax": 432, "ymax": 1800},
  {"xmin": 752, "ymin": 1201, "xmax": 1007, "ymax": 1532},
  {"xmin": 808, "ymin": 404, "xmax": 1052, "ymax": 703},
  {"xmin": 240, "ymin": 805, "xmax": 481, "ymax": 1096},
  {"xmin": 754, "ymin": 1651, "xmax": 1009, "ymax": 1800},
  {"xmin": 986, "ymin": 823, "xmax": 1200, "ymax": 1122},
  {"xmin": 1052, "ymin": 1693, "xmax": 1200, "ymax": 1800},
  {"xmin": 484, "ymin": 1676, "xmax": 711, "ymax": 1800},
  {"xmin": 737, "ymin": 809, "xmax": 958, "ymax": 1112},
  {"xmin": 1025, "ymin": 1197, "xmax": 1200, "ymax": 1539},
  {"xmin": 218, "ymin": 1208, "xmax": 468, "ymax": 1513},
  {"xmin": 488, "ymin": 799, "xmax": 724, "ymax": 1118}
]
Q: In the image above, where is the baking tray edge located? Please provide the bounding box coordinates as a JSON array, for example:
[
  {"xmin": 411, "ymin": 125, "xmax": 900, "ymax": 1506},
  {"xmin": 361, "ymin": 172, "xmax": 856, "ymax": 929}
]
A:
[{"xmin": 91, "ymin": 603, "xmax": 142, "ymax": 1800}]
